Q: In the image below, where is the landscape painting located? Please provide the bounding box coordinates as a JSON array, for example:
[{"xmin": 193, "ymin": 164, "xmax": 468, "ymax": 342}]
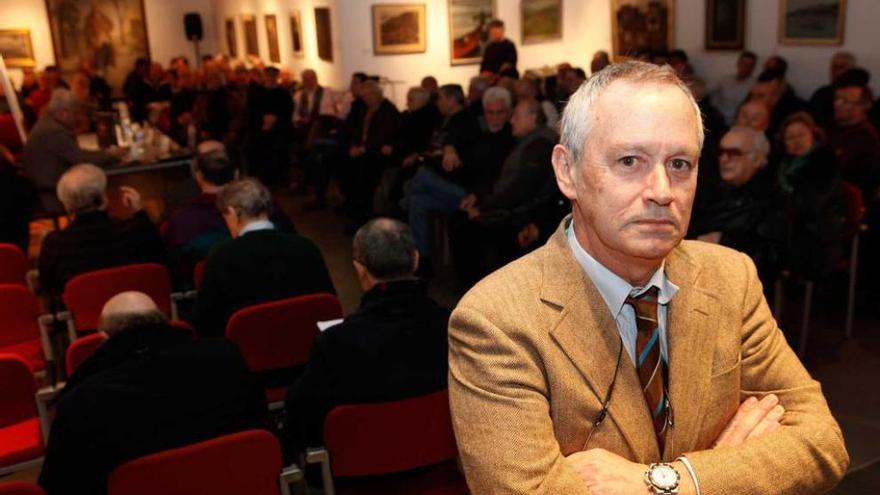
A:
[
  {"xmin": 372, "ymin": 4, "xmax": 427, "ymax": 54},
  {"xmin": 314, "ymin": 7, "xmax": 333, "ymax": 62},
  {"xmin": 779, "ymin": 0, "xmax": 846, "ymax": 45},
  {"xmin": 611, "ymin": 0, "xmax": 674, "ymax": 60},
  {"xmin": 448, "ymin": 0, "xmax": 496, "ymax": 65},
  {"xmin": 705, "ymin": 0, "xmax": 745, "ymax": 50},
  {"xmin": 521, "ymin": 0, "xmax": 562, "ymax": 44},
  {"xmin": 0, "ymin": 29, "xmax": 36, "ymax": 67},
  {"xmin": 290, "ymin": 10, "xmax": 304, "ymax": 58}
]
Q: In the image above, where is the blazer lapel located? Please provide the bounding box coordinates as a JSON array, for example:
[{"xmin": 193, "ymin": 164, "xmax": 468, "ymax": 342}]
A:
[{"xmin": 541, "ymin": 223, "xmax": 660, "ymax": 462}]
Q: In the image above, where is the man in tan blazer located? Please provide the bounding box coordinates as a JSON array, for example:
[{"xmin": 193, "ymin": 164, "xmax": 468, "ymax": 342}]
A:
[{"xmin": 448, "ymin": 61, "xmax": 848, "ymax": 494}]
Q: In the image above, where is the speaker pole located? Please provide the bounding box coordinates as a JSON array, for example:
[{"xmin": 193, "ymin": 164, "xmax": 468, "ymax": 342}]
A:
[{"xmin": 193, "ymin": 40, "xmax": 201, "ymax": 67}]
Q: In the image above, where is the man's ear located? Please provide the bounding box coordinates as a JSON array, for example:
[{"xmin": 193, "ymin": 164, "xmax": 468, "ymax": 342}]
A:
[
  {"xmin": 551, "ymin": 144, "xmax": 578, "ymax": 201},
  {"xmin": 412, "ymin": 250, "xmax": 420, "ymax": 273}
]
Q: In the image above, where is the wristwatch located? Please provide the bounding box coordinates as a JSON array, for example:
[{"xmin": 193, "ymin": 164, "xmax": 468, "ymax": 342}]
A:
[{"xmin": 644, "ymin": 462, "xmax": 680, "ymax": 494}]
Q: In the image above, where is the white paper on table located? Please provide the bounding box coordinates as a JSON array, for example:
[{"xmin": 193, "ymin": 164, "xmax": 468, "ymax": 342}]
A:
[{"xmin": 317, "ymin": 318, "xmax": 344, "ymax": 332}]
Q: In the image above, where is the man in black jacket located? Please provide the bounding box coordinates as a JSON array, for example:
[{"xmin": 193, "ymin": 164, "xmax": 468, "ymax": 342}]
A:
[
  {"xmin": 286, "ymin": 218, "xmax": 449, "ymax": 451},
  {"xmin": 195, "ymin": 178, "xmax": 335, "ymax": 338},
  {"xmin": 39, "ymin": 291, "xmax": 267, "ymax": 495},
  {"xmin": 480, "ymin": 19, "xmax": 517, "ymax": 77},
  {"xmin": 37, "ymin": 164, "xmax": 166, "ymax": 297}
]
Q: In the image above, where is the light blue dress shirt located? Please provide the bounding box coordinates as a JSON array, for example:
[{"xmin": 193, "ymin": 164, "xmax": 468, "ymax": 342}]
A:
[
  {"xmin": 566, "ymin": 222, "xmax": 679, "ymax": 366},
  {"xmin": 238, "ymin": 219, "xmax": 275, "ymax": 236}
]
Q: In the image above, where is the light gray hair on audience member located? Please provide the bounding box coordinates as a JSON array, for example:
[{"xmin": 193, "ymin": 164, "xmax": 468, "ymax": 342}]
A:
[
  {"xmin": 407, "ymin": 86, "xmax": 430, "ymax": 108},
  {"xmin": 56, "ymin": 163, "xmax": 107, "ymax": 215},
  {"xmin": 482, "ymin": 86, "xmax": 512, "ymax": 109},
  {"xmin": 216, "ymin": 177, "xmax": 273, "ymax": 219},
  {"xmin": 47, "ymin": 88, "xmax": 81, "ymax": 115},
  {"xmin": 470, "ymin": 76, "xmax": 490, "ymax": 93},
  {"xmin": 729, "ymin": 125, "xmax": 770, "ymax": 165},
  {"xmin": 559, "ymin": 61, "xmax": 704, "ymax": 167},
  {"xmin": 353, "ymin": 218, "xmax": 417, "ymax": 280}
]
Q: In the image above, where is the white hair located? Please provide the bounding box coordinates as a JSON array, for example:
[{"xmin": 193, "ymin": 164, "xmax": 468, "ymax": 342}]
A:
[
  {"xmin": 47, "ymin": 88, "xmax": 80, "ymax": 116},
  {"xmin": 728, "ymin": 125, "xmax": 770, "ymax": 164},
  {"xmin": 482, "ymin": 86, "xmax": 512, "ymax": 109},
  {"xmin": 57, "ymin": 163, "xmax": 107, "ymax": 214},
  {"xmin": 559, "ymin": 61, "xmax": 705, "ymax": 167}
]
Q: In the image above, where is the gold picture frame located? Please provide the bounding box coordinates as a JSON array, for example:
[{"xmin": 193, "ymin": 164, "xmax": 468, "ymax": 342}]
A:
[
  {"xmin": 0, "ymin": 29, "xmax": 36, "ymax": 68},
  {"xmin": 372, "ymin": 4, "xmax": 427, "ymax": 55},
  {"xmin": 241, "ymin": 14, "xmax": 259, "ymax": 57},
  {"xmin": 290, "ymin": 10, "xmax": 305, "ymax": 58},
  {"xmin": 265, "ymin": 14, "xmax": 281, "ymax": 63},
  {"xmin": 448, "ymin": 0, "xmax": 496, "ymax": 66},
  {"xmin": 521, "ymin": 0, "xmax": 563, "ymax": 45},
  {"xmin": 611, "ymin": 0, "xmax": 675, "ymax": 61},
  {"xmin": 778, "ymin": 0, "xmax": 846, "ymax": 46}
]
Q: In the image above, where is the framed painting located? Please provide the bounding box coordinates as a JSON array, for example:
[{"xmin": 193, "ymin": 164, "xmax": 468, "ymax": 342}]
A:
[
  {"xmin": 779, "ymin": 0, "xmax": 846, "ymax": 46},
  {"xmin": 225, "ymin": 18, "xmax": 237, "ymax": 57},
  {"xmin": 265, "ymin": 14, "xmax": 280, "ymax": 63},
  {"xmin": 0, "ymin": 29, "xmax": 36, "ymax": 68},
  {"xmin": 611, "ymin": 0, "xmax": 674, "ymax": 60},
  {"xmin": 44, "ymin": 0, "xmax": 150, "ymax": 92},
  {"xmin": 241, "ymin": 15, "xmax": 259, "ymax": 57},
  {"xmin": 372, "ymin": 3, "xmax": 427, "ymax": 55},
  {"xmin": 290, "ymin": 10, "xmax": 304, "ymax": 58},
  {"xmin": 314, "ymin": 7, "xmax": 333, "ymax": 62},
  {"xmin": 521, "ymin": 0, "xmax": 563, "ymax": 44},
  {"xmin": 448, "ymin": 0, "xmax": 496, "ymax": 65},
  {"xmin": 706, "ymin": 0, "xmax": 745, "ymax": 50}
]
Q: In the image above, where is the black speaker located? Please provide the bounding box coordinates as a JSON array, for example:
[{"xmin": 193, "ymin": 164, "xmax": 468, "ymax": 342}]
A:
[{"xmin": 184, "ymin": 13, "xmax": 203, "ymax": 41}]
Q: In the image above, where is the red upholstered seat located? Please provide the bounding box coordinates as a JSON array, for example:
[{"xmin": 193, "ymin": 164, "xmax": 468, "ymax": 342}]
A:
[
  {"xmin": 107, "ymin": 429, "xmax": 284, "ymax": 495},
  {"xmin": 0, "ymin": 418, "xmax": 44, "ymax": 468},
  {"xmin": 63, "ymin": 263, "xmax": 174, "ymax": 333},
  {"xmin": 0, "ymin": 480, "xmax": 46, "ymax": 495},
  {"xmin": 66, "ymin": 332, "xmax": 108, "ymax": 377},
  {"xmin": 0, "ymin": 285, "xmax": 47, "ymax": 372},
  {"xmin": 0, "ymin": 244, "xmax": 27, "ymax": 286},
  {"xmin": 0, "ymin": 354, "xmax": 45, "ymax": 472},
  {"xmin": 193, "ymin": 260, "xmax": 206, "ymax": 290}
]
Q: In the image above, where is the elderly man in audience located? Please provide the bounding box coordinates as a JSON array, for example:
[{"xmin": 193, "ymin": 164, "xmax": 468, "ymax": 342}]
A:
[
  {"xmin": 196, "ymin": 178, "xmax": 334, "ymax": 340},
  {"xmin": 513, "ymin": 77, "xmax": 559, "ymax": 128},
  {"xmin": 828, "ymin": 80, "xmax": 880, "ymax": 203},
  {"xmin": 23, "ymin": 89, "xmax": 120, "ymax": 214},
  {"xmin": 285, "ymin": 218, "xmax": 449, "ymax": 451},
  {"xmin": 709, "ymin": 51, "xmax": 758, "ymax": 125},
  {"xmin": 38, "ymin": 164, "xmax": 166, "ymax": 297},
  {"xmin": 468, "ymin": 87, "xmax": 517, "ymax": 202},
  {"xmin": 39, "ymin": 291, "xmax": 267, "ymax": 495},
  {"xmin": 809, "ymin": 51, "xmax": 857, "ymax": 128},
  {"xmin": 749, "ymin": 68, "xmax": 808, "ymax": 137}
]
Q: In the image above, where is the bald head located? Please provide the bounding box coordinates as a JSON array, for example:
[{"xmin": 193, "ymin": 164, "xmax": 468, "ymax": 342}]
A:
[
  {"xmin": 736, "ymin": 100, "xmax": 770, "ymax": 132},
  {"xmin": 98, "ymin": 291, "xmax": 167, "ymax": 336},
  {"xmin": 57, "ymin": 164, "xmax": 107, "ymax": 215}
]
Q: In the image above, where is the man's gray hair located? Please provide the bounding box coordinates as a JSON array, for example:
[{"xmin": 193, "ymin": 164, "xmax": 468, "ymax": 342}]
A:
[
  {"xmin": 728, "ymin": 125, "xmax": 770, "ymax": 161},
  {"xmin": 482, "ymin": 86, "xmax": 512, "ymax": 109},
  {"xmin": 57, "ymin": 163, "xmax": 107, "ymax": 214},
  {"xmin": 353, "ymin": 218, "xmax": 417, "ymax": 280},
  {"xmin": 216, "ymin": 177, "xmax": 273, "ymax": 219},
  {"xmin": 470, "ymin": 76, "xmax": 490, "ymax": 93},
  {"xmin": 47, "ymin": 88, "xmax": 81, "ymax": 115},
  {"xmin": 407, "ymin": 86, "xmax": 430, "ymax": 107},
  {"xmin": 559, "ymin": 61, "xmax": 705, "ymax": 167}
]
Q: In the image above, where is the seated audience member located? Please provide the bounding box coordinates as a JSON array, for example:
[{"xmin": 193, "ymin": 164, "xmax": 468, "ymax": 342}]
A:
[
  {"xmin": 195, "ymin": 178, "xmax": 334, "ymax": 338},
  {"xmin": 39, "ymin": 291, "xmax": 267, "ymax": 495},
  {"xmin": 555, "ymin": 67, "xmax": 587, "ymax": 110},
  {"xmin": 513, "ymin": 77, "xmax": 559, "ymax": 128},
  {"xmin": 809, "ymin": 51, "xmax": 857, "ymax": 128},
  {"xmin": 285, "ymin": 219, "xmax": 448, "ymax": 450},
  {"xmin": 25, "ymin": 66, "xmax": 69, "ymax": 117},
  {"xmin": 23, "ymin": 89, "xmax": 119, "ymax": 214},
  {"xmin": 38, "ymin": 164, "xmax": 166, "ymax": 297},
  {"xmin": 690, "ymin": 77, "xmax": 729, "ymax": 211},
  {"xmin": 735, "ymin": 99, "xmax": 771, "ymax": 134},
  {"xmin": 421, "ymin": 75, "xmax": 439, "ymax": 105},
  {"xmin": 403, "ymin": 84, "xmax": 481, "ymax": 258},
  {"xmin": 467, "ymin": 75, "xmax": 490, "ymax": 121},
  {"xmin": 468, "ymin": 87, "xmax": 517, "ymax": 201},
  {"xmin": 245, "ymin": 66, "xmax": 293, "ymax": 185},
  {"xmin": 590, "ymin": 50, "xmax": 611, "ymax": 75},
  {"xmin": 123, "ymin": 58, "xmax": 154, "ymax": 123},
  {"xmin": 689, "ymin": 126, "xmax": 783, "ymax": 287},
  {"xmin": 452, "ymin": 99, "xmax": 557, "ymax": 288},
  {"xmin": 828, "ymin": 81, "xmax": 880, "ymax": 202},
  {"xmin": 0, "ymin": 146, "xmax": 37, "ymax": 251},
  {"xmin": 710, "ymin": 51, "xmax": 758, "ymax": 125},
  {"xmin": 749, "ymin": 68, "xmax": 808, "ymax": 137}
]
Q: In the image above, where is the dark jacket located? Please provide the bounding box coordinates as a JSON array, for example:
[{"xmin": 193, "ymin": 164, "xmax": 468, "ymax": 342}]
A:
[
  {"xmin": 480, "ymin": 39, "xmax": 518, "ymax": 74},
  {"xmin": 38, "ymin": 321, "xmax": 267, "ymax": 495},
  {"xmin": 195, "ymin": 228, "xmax": 335, "ymax": 338},
  {"xmin": 829, "ymin": 121, "xmax": 880, "ymax": 200},
  {"xmin": 396, "ymin": 104, "xmax": 442, "ymax": 158},
  {"xmin": 0, "ymin": 164, "xmax": 37, "ymax": 252},
  {"xmin": 350, "ymin": 99, "xmax": 400, "ymax": 153},
  {"xmin": 436, "ymin": 108, "xmax": 482, "ymax": 187},
  {"xmin": 38, "ymin": 210, "xmax": 167, "ymax": 297},
  {"xmin": 285, "ymin": 279, "xmax": 449, "ymax": 450},
  {"xmin": 470, "ymin": 123, "xmax": 516, "ymax": 197},
  {"xmin": 479, "ymin": 126, "xmax": 557, "ymax": 213},
  {"xmin": 768, "ymin": 86, "xmax": 809, "ymax": 137}
]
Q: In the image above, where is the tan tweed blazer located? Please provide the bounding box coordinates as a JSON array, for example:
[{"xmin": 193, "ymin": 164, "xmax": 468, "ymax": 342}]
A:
[{"xmin": 448, "ymin": 218, "xmax": 848, "ymax": 494}]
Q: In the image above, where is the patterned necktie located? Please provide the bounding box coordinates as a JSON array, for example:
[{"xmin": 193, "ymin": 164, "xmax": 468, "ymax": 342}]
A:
[{"xmin": 625, "ymin": 286, "xmax": 669, "ymax": 452}]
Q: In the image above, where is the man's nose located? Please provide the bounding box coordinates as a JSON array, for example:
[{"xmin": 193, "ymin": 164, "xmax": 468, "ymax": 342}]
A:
[{"xmin": 645, "ymin": 162, "xmax": 674, "ymax": 205}]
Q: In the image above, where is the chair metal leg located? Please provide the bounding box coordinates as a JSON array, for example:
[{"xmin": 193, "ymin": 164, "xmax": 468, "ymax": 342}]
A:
[
  {"xmin": 305, "ymin": 448, "xmax": 335, "ymax": 495},
  {"xmin": 846, "ymin": 233, "xmax": 860, "ymax": 339},
  {"xmin": 799, "ymin": 281, "xmax": 814, "ymax": 358}
]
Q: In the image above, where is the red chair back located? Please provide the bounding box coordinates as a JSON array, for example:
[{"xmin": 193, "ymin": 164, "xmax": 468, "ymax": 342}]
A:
[
  {"xmin": 0, "ymin": 244, "xmax": 27, "ymax": 286},
  {"xmin": 0, "ymin": 114, "xmax": 23, "ymax": 154},
  {"xmin": 107, "ymin": 429, "xmax": 283, "ymax": 495},
  {"xmin": 193, "ymin": 260, "xmax": 206, "ymax": 290},
  {"xmin": 65, "ymin": 332, "xmax": 108, "ymax": 377},
  {"xmin": 324, "ymin": 390, "xmax": 458, "ymax": 477},
  {"xmin": 0, "ymin": 285, "xmax": 46, "ymax": 372},
  {"xmin": 0, "ymin": 481, "xmax": 46, "ymax": 495},
  {"xmin": 226, "ymin": 293, "xmax": 341, "ymax": 372},
  {"xmin": 0, "ymin": 354, "xmax": 38, "ymax": 428},
  {"xmin": 839, "ymin": 181, "xmax": 866, "ymax": 228},
  {"xmin": 62, "ymin": 263, "xmax": 173, "ymax": 331}
]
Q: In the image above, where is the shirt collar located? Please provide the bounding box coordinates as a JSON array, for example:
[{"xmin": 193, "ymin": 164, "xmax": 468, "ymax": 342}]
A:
[
  {"xmin": 566, "ymin": 220, "xmax": 679, "ymax": 317},
  {"xmin": 239, "ymin": 219, "xmax": 275, "ymax": 236}
]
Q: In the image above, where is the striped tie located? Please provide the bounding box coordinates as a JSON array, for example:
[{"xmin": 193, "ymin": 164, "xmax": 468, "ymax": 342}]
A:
[{"xmin": 626, "ymin": 287, "xmax": 669, "ymax": 452}]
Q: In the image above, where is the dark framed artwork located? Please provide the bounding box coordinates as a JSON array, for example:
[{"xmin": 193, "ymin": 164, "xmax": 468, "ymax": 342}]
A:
[
  {"xmin": 290, "ymin": 10, "xmax": 304, "ymax": 58},
  {"xmin": 521, "ymin": 0, "xmax": 563, "ymax": 45},
  {"xmin": 225, "ymin": 18, "xmax": 237, "ymax": 57},
  {"xmin": 44, "ymin": 0, "xmax": 150, "ymax": 92},
  {"xmin": 448, "ymin": 0, "xmax": 496, "ymax": 65},
  {"xmin": 611, "ymin": 0, "xmax": 674, "ymax": 60},
  {"xmin": 265, "ymin": 14, "xmax": 280, "ymax": 63},
  {"xmin": 241, "ymin": 14, "xmax": 259, "ymax": 57},
  {"xmin": 0, "ymin": 29, "xmax": 36, "ymax": 68},
  {"xmin": 314, "ymin": 7, "xmax": 333, "ymax": 62},
  {"xmin": 779, "ymin": 0, "xmax": 846, "ymax": 46},
  {"xmin": 372, "ymin": 3, "xmax": 427, "ymax": 55},
  {"xmin": 705, "ymin": 0, "xmax": 745, "ymax": 50}
]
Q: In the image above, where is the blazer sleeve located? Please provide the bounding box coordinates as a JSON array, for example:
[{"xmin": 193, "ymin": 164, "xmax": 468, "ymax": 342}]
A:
[
  {"xmin": 448, "ymin": 304, "xmax": 589, "ymax": 494},
  {"xmin": 683, "ymin": 251, "xmax": 849, "ymax": 494}
]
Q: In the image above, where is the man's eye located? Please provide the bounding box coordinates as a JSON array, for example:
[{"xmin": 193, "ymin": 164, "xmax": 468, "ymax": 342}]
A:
[
  {"xmin": 669, "ymin": 159, "xmax": 692, "ymax": 171},
  {"xmin": 620, "ymin": 156, "xmax": 637, "ymax": 167}
]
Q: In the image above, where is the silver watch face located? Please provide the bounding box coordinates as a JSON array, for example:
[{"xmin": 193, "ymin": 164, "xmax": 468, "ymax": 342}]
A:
[{"xmin": 649, "ymin": 465, "xmax": 679, "ymax": 489}]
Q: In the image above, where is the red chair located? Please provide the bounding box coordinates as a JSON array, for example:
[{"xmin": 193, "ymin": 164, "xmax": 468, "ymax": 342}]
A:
[
  {"xmin": 60, "ymin": 263, "xmax": 183, "ymax": 339},
  {"xmin": 306, "ymin": 390, "xmax": 468, "ymax": 495},
  {"xmin": 65, "ymin": 332, "xmax": 108, "ymax": 377},
  {"xmin": 193, "ymin": 260, "xmax": 206, "ymax": 290},
  {"xmin": 0, "ymin": 244, "xmax": 28, "ymax": 286},
  {"xmin": 0, "ymin": 354, "xmax": 46, "ymax": 476},
  {"xmin": 0, "ymin": 285, "xmax": 51, "ymax": 373},
  {"xmin": 106, "ymin": 429, "xmax": 301, "ymax": 495},
  {"xmin": 0, "ymin": 481, "xmax": 46, "ymax": 495},
  {"xmin": 226, "ymin": 293, "xmax": 342, "ymax": 408}
]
